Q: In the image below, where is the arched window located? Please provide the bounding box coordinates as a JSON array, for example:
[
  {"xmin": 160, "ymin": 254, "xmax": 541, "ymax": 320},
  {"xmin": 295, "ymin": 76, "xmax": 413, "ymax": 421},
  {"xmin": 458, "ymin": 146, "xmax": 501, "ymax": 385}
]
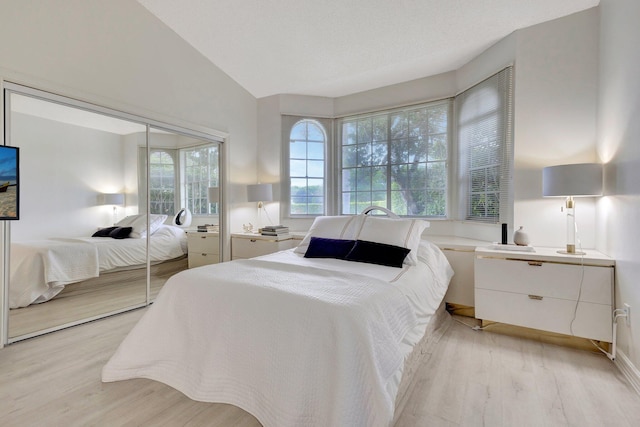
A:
[
  {"xmin": 288, "ymin": 119, "xmax": 326, "ymax": 215},
  {"xmin": 149, "ymin": 149, "xmax": 176, "ymax": 215}
]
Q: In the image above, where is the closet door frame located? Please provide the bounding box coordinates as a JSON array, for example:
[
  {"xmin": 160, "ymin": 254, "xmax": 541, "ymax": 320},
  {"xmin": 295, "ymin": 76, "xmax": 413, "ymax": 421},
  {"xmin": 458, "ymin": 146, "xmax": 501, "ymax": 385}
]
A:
[{"xmin": 1, "ymin": 82, "xmax": 227, "ymax": 345}]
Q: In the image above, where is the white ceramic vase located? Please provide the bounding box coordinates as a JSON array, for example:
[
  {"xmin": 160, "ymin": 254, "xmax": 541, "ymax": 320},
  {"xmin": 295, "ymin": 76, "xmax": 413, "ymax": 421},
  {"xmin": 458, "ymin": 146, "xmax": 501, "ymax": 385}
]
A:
[{"xmin": 513, "ymin": 226, "xmax": 530, "ymax": 246}]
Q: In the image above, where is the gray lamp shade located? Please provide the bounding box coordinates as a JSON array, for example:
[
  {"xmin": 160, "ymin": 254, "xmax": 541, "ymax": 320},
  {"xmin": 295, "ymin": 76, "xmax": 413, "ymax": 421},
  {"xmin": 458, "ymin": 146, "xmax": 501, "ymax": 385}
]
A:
[
  {"xmin": 247, "ymin": 183, "xmax": 273, "ymax": 203},
  {"xmin": 99, "ymin": 193, "xmax": 125, "ymax": 205},
  {"xmin": 208, "ymin": 187, "xmax": 220, "ymax": 203},
  {"xmin": 542, "ymin": 163, "xmax": 603, "ymax": 197}
]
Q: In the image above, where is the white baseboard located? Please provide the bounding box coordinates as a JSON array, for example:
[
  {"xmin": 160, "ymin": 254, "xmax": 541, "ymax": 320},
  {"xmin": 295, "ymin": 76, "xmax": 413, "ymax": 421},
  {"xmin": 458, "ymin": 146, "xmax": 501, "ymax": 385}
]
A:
[{"xmin": 615, "ymin": 349, "xmax": 640, "ymax": 396}]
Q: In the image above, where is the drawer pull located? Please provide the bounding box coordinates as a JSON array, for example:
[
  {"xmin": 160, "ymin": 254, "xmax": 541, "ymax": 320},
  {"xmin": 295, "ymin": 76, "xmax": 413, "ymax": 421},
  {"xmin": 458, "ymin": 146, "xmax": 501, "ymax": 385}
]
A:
[
  {"xmin": 250, "ymin": 239, "xmax": 257, "ymax": 242},
  {"xmin": 201, "ymin": 253, "xmax": 207, "ymax": 256},
  {"xmin": 200, "ymin": 236, "xmax": 207, "ymax": 239},
  {"xmin": 528, "ymin": 294, "xmax": 543, "ymax": 300},
  {"xmin": 527, "ymin": 261, "xmax": 543, "ymax": 267}
]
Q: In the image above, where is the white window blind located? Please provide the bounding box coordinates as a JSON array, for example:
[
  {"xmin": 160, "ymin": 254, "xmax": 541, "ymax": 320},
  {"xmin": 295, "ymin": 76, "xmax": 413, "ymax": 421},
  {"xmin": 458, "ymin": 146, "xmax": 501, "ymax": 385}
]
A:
[{"xmin": 456, "ymin": 67, "xmax": 514, "ymax": 223}]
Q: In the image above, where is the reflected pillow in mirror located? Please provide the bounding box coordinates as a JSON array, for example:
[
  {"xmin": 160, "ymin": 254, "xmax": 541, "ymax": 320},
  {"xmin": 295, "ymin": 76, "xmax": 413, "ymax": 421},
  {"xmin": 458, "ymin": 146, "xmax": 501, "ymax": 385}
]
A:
[
  {"xmin": 109, "ymin": 226, "xmax": 132, "ymax": 239},
  {"xmin": 92, "ymin": 226, "xmax": 118, "ymax": 237},
  {"xmin": 116, "ymin": 214, "xmax": 168, "ymax": 238}
]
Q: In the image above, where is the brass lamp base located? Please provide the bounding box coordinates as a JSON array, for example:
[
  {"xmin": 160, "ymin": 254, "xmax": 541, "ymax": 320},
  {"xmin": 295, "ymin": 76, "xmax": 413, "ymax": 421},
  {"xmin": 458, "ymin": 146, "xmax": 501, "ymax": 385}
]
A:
[{"xmin": 557, "ymin": 245, "xmax": 585, "ymax": 255}]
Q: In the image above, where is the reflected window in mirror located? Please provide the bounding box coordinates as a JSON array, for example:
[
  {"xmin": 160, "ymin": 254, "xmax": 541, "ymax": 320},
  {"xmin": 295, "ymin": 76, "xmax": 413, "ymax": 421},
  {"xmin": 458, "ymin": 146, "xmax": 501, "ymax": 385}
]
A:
[
  {"xmin": 183, "ymin": 144, "xmax": 219, "ymax": 216},
  {"xmin": 149, "ymin": 149, "xmax": 177, "ymax": 216}
]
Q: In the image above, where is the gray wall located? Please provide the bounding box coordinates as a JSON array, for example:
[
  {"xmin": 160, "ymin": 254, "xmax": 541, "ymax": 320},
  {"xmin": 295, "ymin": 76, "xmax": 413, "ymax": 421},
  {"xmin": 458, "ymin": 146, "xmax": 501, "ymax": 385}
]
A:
[
  {"xmin": 597, "ymin": 0, "xmax": 640, "ymax": 378},
  {"xmin": 0, "ymin": 0, "xmax": 259, "ymax": 228},
  {"xmin": 257, "ymin": 8, "xmax": 600, "ymax": 247}
]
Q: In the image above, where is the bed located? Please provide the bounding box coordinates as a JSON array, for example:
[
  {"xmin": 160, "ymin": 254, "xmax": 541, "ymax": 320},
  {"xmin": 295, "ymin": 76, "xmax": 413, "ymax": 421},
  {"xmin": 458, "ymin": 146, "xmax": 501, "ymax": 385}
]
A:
[
  {"xmin": 102, "ymin": 210, "xmax": 454, "ymax": 426},
  {"xmin": 10, "ymin": 215, "xmax": 187, "ymax": 309}
]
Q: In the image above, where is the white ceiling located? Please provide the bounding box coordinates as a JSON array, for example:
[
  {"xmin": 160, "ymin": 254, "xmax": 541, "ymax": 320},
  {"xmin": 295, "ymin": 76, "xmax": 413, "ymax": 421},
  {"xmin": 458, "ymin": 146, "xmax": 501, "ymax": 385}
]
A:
[{"xmin": 138, "ymin": 0, "xmax": 599, "ymax": 99}]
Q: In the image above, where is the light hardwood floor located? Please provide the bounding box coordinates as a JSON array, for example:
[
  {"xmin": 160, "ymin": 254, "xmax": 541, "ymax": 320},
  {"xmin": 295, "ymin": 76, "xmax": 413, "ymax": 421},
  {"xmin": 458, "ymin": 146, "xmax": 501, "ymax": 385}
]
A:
[
  {"xmin": 1, "ymin": 310, "xmax": 639, "ymax": 427},
  {"xmin": 8, "ymin": 256, "xmax": 187, "ymax": 339}
]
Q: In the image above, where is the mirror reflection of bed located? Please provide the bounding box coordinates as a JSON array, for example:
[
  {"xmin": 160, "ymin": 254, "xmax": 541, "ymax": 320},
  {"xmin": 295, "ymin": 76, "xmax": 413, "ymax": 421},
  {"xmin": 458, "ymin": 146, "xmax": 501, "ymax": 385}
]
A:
[
  {"xmin": 6, "ymin": 88, "xmax": 222, "ymax": 341},
  {"xmin": 8, "ymin": 219, "xmax": 189, "ymax": 338}
]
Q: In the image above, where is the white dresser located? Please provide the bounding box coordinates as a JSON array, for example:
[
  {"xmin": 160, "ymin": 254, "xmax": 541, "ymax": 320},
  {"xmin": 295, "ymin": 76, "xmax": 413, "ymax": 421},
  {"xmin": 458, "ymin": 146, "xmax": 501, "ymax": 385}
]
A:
[
  {"xmin": 231, "ymin": 233, "xmax": 297, "ymax": 260},
  {"xmin": 474, "ymin": 247, "xmax": 615, "ymax": 342},
  {"xmin": 187, "ymin": 231, "xmax": 220, "ymax": 268}
]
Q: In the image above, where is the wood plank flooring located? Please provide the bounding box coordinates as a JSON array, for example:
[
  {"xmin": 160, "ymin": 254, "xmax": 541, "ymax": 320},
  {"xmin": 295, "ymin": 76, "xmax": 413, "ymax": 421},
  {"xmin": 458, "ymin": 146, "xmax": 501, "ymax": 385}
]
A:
[
  {"xmin": 8, "ymin": 256, "xmax": 187, "ymax": 339},
  {"xmin": 1, "ymin": 311, "xmax": 639, "ymax": 426}
]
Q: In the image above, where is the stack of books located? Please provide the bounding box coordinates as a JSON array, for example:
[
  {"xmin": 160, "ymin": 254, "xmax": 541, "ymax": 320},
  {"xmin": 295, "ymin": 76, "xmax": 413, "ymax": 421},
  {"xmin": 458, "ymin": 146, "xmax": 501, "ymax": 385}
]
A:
[
  {"xmin": 197, "ymin": 224, "xmax": 219, "ymax": 232},
  {"xmin": 260, "ymin": 225, "xmax": 289, "ymax": 237}
]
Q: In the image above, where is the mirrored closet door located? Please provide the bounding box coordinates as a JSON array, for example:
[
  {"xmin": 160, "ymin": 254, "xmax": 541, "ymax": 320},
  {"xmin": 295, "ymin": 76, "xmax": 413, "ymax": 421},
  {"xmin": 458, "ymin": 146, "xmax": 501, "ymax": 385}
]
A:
[
  {"xmin": 3, "ymin": 84, "xmax": 224, "ymax": 342},
  {"xmin": 145, "ymin": 127, "xmax": 222, "ymax": 300}
]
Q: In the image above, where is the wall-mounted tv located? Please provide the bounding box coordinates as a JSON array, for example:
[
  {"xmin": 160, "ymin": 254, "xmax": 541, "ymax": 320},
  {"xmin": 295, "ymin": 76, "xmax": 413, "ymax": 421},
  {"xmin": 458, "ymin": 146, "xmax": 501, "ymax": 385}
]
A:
[{"xmin": 0, "ymin": 145, "xmax": 19, "ymax": 220}]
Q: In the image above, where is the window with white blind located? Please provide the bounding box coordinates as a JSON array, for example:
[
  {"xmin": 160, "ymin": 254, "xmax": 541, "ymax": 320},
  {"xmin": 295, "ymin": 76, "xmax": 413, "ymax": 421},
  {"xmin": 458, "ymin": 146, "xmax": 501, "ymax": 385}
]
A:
[
  {"xmin": 456, "ymin": 67, "xmax": 514, "ymax": 223},
  {"xmin": 338, "ymin": 100, "xmax": 452, "ymax": 217},
  {"xmin": 281, "ymin": 68, "xmax": 513, "ymax": 221}
]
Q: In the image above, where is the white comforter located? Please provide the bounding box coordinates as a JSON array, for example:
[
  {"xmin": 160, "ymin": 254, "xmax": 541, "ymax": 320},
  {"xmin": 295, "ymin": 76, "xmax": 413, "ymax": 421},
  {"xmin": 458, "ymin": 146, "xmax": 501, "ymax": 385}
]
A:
[
  {"xmin": 10, "ymin": 225, "xmax": 187, "ymax": 308},
  {"xmin": 102, "ymin": 240, "xmax": 453, "ymax": 427}
]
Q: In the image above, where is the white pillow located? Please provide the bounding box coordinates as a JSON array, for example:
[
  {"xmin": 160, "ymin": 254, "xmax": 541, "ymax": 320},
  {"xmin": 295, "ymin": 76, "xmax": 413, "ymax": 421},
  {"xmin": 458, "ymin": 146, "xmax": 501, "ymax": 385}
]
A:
[
  {"xmin": 116, "ymin": 214, "xmax": 168, "ymax": 238},
  {"xmin": 294, "ymin": 215, "xmax": 366, "ymax": 254},
  {"xmin": 356, "ymin": 216, "xmax": 430, "ymax": 265}
]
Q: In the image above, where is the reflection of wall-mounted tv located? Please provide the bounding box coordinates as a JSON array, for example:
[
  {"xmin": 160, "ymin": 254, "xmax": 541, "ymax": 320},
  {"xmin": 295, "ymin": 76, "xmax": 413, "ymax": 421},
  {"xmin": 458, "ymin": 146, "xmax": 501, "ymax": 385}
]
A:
[{"xmin": 0, "ymin": 145, "xmax": 19, "ymax": 220}]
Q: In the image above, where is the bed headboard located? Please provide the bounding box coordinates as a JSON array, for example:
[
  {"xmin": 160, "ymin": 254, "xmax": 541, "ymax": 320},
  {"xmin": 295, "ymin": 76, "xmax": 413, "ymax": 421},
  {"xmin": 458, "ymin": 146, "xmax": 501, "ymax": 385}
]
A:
[{"xmin": 360, "ymin": 206, "xmax": 399, "ymax": 218}]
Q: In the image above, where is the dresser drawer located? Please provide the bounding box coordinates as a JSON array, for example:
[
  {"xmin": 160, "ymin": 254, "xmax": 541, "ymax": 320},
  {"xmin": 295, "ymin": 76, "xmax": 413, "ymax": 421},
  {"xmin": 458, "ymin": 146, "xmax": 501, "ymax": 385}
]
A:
[
  {"xmin": 475, "ymin": 257, "xmax": 612, "ymax": 305},
  {"xmin": 187, "ymin": 233, "xmax": 220, "ymax": 254},
  {"xmin": 232, "ymin": 237, "xmax": 294, "ymax": 259},
  {"xmin": 475, "ymin": 288, "xmax": 612, "ymax": 342},
  {"xmin": 188, "ymin": 252, "xmax": 219, "ymax": 268}
]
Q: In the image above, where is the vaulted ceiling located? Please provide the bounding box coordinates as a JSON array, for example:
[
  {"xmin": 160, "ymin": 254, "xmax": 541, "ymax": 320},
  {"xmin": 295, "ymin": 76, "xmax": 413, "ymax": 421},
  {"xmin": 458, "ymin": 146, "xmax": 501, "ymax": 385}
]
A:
[{"xmin": 138, "ymin": 0, "xmax": 599, "ymax": 98}]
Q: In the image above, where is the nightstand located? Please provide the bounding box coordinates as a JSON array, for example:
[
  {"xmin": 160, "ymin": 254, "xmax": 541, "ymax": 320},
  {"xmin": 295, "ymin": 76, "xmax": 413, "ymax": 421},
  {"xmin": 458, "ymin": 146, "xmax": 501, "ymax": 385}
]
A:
[
  {"xmin": 474, "ymin": 246, "xmax": 615, "ymax": 342},
  {"xmin": 231, "ymin": 233, "xmax": 296, "ymax": 260},
  {"xmin": 187, "ymin": 231, "xmax": 220, "ymax": 268}
]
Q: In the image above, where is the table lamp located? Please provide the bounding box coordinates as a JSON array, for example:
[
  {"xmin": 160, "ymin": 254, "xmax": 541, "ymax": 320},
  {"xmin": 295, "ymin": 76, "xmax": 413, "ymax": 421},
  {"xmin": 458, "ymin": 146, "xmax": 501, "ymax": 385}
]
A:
[
  {"xmin": 542, "ymin": 163, "xmax": 602, "ymax": 254},
  {"xmin": 247, "ymin": 183, "xmax": 273, "ymax": 231}
]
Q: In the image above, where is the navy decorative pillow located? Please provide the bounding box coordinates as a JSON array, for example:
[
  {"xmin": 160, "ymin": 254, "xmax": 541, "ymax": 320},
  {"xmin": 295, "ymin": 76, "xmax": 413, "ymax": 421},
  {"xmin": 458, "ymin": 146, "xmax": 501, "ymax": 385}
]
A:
[
  {"xmin": 92, "ymin": 226, "xmax": 118, "ymax": 237},
  {"xmin": 304, "ymin": 237, "xmax": 356, "ymax": 259},
  {"xmin": 345, "ymin": 239, "xmax": 411, "ymax": 268},
  {"xmin": 109, "ymin": 226, "xmax": 133, "ymax": 239}
]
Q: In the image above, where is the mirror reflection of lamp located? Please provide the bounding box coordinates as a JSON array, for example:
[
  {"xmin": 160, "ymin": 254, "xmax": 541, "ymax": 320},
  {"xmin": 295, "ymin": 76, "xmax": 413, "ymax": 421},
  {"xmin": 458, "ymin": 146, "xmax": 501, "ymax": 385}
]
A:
[
  {"xmin": 208, "ymin": 186, "xmax": 220, "ymax": 212},
  {"xmin": 99, "ymin": 193, "xmax": 125, "ymax": 225},
  {"xmin": 542, "ymin": 163, "xmax": 603, "ymax": 255},
  {"xmin": 247, "ymin": 183, "xmax": 273, "ymax": 232}
]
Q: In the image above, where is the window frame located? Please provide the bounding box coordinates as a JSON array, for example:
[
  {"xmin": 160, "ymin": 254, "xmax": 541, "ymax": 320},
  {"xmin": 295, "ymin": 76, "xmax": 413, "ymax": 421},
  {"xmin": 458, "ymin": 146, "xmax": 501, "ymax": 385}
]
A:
[
  {"xmin": 180, "ymin": 143, "xmax": 220, "ymax": 216},
  {"xmin": 455, "ymin": 66, "xmax": 514, "ymax": 224},
  {"xmin": 280, "ymin": 67, "xmax": 513, "ymax": 222},
  {"xmin": 336, "ymin": 99, "xmax": 453, "ymax": 218},
  {"xmin": 148, "ymin": 148, "xmax": 178, "ymax": 216},
  {"xmin": 281, "ymin": 115, "xmax": 333, "ymax": 218}
]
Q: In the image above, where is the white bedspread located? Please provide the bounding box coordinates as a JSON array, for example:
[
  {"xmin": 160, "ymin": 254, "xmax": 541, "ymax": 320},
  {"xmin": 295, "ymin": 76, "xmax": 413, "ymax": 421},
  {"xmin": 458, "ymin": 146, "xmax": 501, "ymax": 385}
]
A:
[
  {"xmin": 102, "ymin": 240, "xmax": 454, "ymax": 427},
  {"xmin": 10, "ymin": 238, "xmax": 99, "ymax": 307},
  {"xmin": 9, "ymin": 225, "xmax": 187, "ymax": 308}
]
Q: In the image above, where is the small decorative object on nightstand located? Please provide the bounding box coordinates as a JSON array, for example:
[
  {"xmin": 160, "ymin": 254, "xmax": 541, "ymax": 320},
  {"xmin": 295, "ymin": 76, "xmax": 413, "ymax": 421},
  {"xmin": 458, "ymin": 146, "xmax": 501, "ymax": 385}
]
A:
[
  {"xmin": 542, "ymin": 163, "xmax": 603, "ymax": 254},
  {"xmin": 513, "ymin": 226, "xmax": 530, "ymax": 246}
]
